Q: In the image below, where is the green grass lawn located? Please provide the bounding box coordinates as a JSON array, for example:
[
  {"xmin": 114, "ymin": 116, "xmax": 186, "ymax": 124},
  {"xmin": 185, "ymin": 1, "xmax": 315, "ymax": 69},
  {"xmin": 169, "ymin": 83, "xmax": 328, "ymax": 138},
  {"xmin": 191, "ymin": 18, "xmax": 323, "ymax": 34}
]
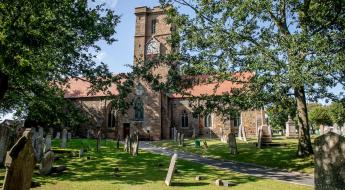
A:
[
  {"xmin": 151, "ymin": 136, "xmax": 314, "ymax": 174},
  {"xmin": 0, "ymin": 138, "xmax": 312, "ymax": 190}
]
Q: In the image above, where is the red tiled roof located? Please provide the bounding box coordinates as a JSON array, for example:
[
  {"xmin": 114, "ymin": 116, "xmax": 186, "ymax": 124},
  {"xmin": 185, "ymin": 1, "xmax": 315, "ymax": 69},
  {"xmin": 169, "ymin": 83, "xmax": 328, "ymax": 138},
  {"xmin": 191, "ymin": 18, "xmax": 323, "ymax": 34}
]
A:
[
  {"xmin": 170, "ymin": 72, "xmax": 253, "ymax": 98},
  {"xmin": 63, "ymin": 72, "xmax": 253, "ymax": 99},
  {"xmin": 63, "ymin": 78, "xmax": 119, "ymax": 98}
]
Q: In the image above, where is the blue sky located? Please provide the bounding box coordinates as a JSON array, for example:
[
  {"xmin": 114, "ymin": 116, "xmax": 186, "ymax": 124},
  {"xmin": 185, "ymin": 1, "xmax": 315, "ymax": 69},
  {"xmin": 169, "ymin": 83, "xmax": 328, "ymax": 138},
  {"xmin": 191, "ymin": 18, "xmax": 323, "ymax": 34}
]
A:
[{"xmin": 94, "ymin": 0, "xmax": 162, "ymax": 73}]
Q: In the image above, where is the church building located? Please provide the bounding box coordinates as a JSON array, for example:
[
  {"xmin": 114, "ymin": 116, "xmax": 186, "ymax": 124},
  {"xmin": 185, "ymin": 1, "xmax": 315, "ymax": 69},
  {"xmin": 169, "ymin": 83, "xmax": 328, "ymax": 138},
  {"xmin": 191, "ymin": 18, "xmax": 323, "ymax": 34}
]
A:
[{"xmin": 64, "ymin": 6, "xmax": 267, "ymax": 140}]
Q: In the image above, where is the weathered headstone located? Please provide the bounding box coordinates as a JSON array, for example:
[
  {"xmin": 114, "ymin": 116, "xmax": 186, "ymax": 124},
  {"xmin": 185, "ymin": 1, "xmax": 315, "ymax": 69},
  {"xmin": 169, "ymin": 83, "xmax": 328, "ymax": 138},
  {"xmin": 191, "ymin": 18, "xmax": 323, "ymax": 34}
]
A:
[
  {"xmin": 124, "ymin": 136, "xmax": 129, "ymax": 152},
  {"xmin": 60, "ymin": 129, "xmax": 67, "ymax": 148},
  {"xmin": 67, "ymin": 132, "xmax": 72, "ymax": 141},
  {"xmin": 165, "ymin": 153, "xmax": 178, "ymax": 186},
  {"xmin": 131, "ymin": 133, "xmax": 139, "ymax": 156},
  {"xmin": 195, "ymin": 176, "xmax": 205, "ymax": 181},
  {"xmin": 3, "ymin": 128, "xmax": 36, "ymax": 190},
  {"xmin": 55, "ymin": 132, "xmax": 60, "ymax": 139},
  {"xmin": 257, "ymin": 128, "xmax": 262, "ymax": 148},
  {"xmin": 177, "ymin": 132, "xmax": 180, "ymax": 144},
  {"xmin": 285, "ymin": 116, "xmax": 297, "ymax": 138},
  {"xmin": 180, "ymin": 134, "xmax": 184, "ymax": 147},
  {"xmin": 0, "ymin": 126, "xmax": 14, "ymax": 165},
  {"xmin": 39, "ymin": 150, "xmax": 54, "ymax": 175},
  {"xmin": 228, "ymin": 133, "xmax": 238, "ymax": 155},
  {"xmin": 33, "ymin": 133, "xmax": 44, "ymax": 161},
  {"xmin": 203, "ymin": 140, "xmax": 208, "ymax": 149},
  {"xmin": 259, "ymin": 125, "xmax": 272, "ymax": 144},
  {"xmin": 44, "ymin": 134, "xmax": 52, "ymax": 153},
  {"xmin": 314, "ymin": 132, "xmax": 345, "ymax": 190},
  {"xmin": 128, "ymin": 134, "xmax": 132, "ymax": 154}
]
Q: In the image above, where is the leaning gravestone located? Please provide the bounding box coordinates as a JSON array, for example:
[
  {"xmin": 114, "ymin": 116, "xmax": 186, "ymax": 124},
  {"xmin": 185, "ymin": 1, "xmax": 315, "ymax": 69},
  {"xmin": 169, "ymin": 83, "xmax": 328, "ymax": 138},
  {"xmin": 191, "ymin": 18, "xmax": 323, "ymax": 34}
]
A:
[
  {"xmin": 3, "ymin": 128, "xmax": 36, "ymax": 190},
  {"xmin": 228, "ymin": 133, "xmax": 238, "ymax": 155},
  {"xmin": 39, "ymin": 150, "xmax": 54, "ymax": 175},
  {"xmin": 60, "ymin": 129, "xmax": 67, "ymax": 148},
  {"xmin": 165, "ymin": 153, "xmax": 178, "ymax": 186},
  {"xmin": 131, "ymin": 133, "xmax": 139, "ymax": 156},
  {"xmin": 259, "ymin": 125, "xmax": 272, "ymax": 144},
  {"xmin": 314, "ymin": 132, "xmax": 345, "ymax": 190}
]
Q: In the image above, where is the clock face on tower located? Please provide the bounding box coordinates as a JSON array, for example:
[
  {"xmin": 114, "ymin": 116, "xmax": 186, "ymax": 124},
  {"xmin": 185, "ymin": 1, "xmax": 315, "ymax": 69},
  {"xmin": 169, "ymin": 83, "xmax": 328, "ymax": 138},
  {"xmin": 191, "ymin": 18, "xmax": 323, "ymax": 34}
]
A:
[{"xmin": 146, "ymin": 38, "xmax": 160, "ymax": 55}]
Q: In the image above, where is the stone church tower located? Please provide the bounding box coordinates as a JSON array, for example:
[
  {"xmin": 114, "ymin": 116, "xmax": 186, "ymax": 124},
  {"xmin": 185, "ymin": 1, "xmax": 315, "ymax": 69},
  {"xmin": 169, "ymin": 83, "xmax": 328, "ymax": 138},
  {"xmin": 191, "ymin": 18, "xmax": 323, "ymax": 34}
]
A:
[{"xmin": 131, "ymin": 6, "xmax": 172, "ymax": 140}]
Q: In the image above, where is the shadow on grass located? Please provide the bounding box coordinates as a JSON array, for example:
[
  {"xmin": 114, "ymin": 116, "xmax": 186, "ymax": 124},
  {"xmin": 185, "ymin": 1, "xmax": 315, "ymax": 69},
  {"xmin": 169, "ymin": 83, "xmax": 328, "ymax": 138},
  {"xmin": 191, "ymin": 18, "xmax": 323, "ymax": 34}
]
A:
[{"xmin": 31, "ymin": 139, "xmax": 262, "ymax": 187}]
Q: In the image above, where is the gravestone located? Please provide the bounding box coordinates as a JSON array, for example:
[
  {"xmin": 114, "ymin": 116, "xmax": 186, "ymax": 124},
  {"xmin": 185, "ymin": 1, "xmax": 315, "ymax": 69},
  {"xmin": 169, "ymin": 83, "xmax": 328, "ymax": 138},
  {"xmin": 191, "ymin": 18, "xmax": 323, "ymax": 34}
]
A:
[
  {"xmin": 314, "ymin": 132, "xmax": 345, "ymax": 190},
  {"xmin": 177, "ymin": 132, "xmax": 180, "ymax": 144},
  {"xmin": 228, "ymin": 133, "xmax": 238, "ymax": 155},
  {"xmin": 86, "ymin": 129, "xmax": 91, "ymax": 139},
  {"xmin": 180, "ymin": 134, "xmax": 184, "ymax": 147},
  {"xmin": 44, "ymin": 134, "xmax": 52, "ymax": 153},
  {"xmin": 3, "ymin": 128, "xmax": 36, "ymax": 190},
  {"xmin": 33, "ymin": 133, "xmax": 44, "ymax": 161},
  {"xmin": 131, "ymin": 133, "xmax": 139, "ymax": 156},
  {"xmin": 203, "ymin": 140, "xmax": 208, "ymax": 149},
  {"xmin": 165, "ymin": 153, "xmax": 178, "ymax": 186},
  {"xmin": 124, "ymin": 136, "xmax": 129, "ymax": 152},
  {"xmin": 55, "ymin": 132, "xmax": 60, "ymax": 139},
  {"xmin": 128, "ymin": 134, "xmax": 132, "ymax": 154},
  {"xmin": 60, "ymin": 129, "xmax": 67, "ymax": 148},
  {"xmin": 285, "ymin": 116, "xmax": 297, "ymax": 138},
  {"xmin": 67, "ymin": 132, "xmax": 72, "ymax": 141},
  {"xmin": 0, "ymin": 126, "xmax": 13, "ymax": 165},
  {"xmin": 257, "ymin": 128, "xmax": 262, "ymax": 148},
  {"xmin": 259, "ymin": 125, "xmax": 272, "ymax": 144},
  {"xmin": 241, "ymin": 124, "xmax": 247, "ymax": 141},
  {"xmin": 39, "ymin": 150, "xmax": 54, "ymax": 175}
]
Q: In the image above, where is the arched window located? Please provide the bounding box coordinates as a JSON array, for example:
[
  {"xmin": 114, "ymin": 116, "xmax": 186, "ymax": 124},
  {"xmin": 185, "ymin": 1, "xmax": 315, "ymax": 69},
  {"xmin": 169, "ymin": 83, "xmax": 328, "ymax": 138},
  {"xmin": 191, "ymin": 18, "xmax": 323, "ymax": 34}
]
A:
[
  {"xmin": 107, "ymin": 107, "xmax": 117, "ymax": 128},
  {"xmin": 134, "ymin": 98, "xmax": 144, "ymax": 121},
  {"xmin": 181, "ymin": 110, "xmax": 188, "ymax": 128},
  {"xmin": 205, "ymin": 114, "xmax": 212, "ymax": 128}
]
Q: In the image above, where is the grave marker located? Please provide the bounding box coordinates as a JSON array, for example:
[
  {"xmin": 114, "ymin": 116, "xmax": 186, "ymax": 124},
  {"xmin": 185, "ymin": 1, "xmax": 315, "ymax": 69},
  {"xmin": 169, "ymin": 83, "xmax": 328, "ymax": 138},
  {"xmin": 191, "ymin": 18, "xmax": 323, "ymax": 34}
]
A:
[
  {"xmin": 39, "ymin": 150, "xmax": 54, "ymax": 175},
  {"xmin": 228, "ymin": 133, "xmax": 238, "ymax": 155},
  {"xmin": 60, "ymin": 129, "xmax": 67, "ymax": 148},
  {"xmin": 165, "ymin": 153, "xmax": 178, "ymax": 186},
  {"xmin": 3, "ymin": 129, "xmax": 36, "ymax": 190},
  {"xmin": 314, "ymin": 132, "xmax": 345, "ymax": 190}
]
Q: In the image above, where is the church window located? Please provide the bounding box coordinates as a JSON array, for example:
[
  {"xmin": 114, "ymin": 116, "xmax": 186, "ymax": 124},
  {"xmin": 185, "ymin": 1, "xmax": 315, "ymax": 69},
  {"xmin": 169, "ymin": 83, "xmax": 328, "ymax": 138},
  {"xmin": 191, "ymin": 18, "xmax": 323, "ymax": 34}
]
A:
[
  {"xmin": 107, "ymin": 107, "xmax": 117, "ymax": 128},
  {"xmin": 205, "ymin": 114, "xmax": 212, "ymax": 128},
  {"xmin": 181, "ymin": 110, "xmax": 188, "ymax": 128},
  {"xmin": 151, "ymin": 19, "xmax": 156, "ymax": 34},
  {"xmin": 134, "ymin": 98, "xmax": 144, "ymax": 121}
]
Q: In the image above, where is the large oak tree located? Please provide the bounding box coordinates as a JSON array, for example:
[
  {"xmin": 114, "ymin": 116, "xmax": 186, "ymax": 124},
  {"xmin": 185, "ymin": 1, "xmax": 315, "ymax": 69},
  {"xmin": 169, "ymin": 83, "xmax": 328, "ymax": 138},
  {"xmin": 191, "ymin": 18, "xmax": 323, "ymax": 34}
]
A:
[{"xmin": 157, "ymin": 0, "xmax": 345, "ymax": 156}]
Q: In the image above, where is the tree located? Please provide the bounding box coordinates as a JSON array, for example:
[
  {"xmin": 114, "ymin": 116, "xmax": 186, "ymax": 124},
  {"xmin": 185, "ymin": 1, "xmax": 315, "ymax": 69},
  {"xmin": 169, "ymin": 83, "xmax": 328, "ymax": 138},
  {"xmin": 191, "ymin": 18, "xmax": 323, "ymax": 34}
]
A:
[
  {"xmin": 0, "ymin": 0, "xmax": 120, "ymax": 127},
  {"xmin": 308, "ymin": 104, "xmax": 332, "ymax": 129},
  {"xmin": 329, "ymin": 101, "xmax": 345, "ymax": 127},
  {"xmin": 0, "ymin": 0, "xmax": 119, "ymax": 104},
  {"xmin": 156, "ymin": 0, "xmax": 345, "ymax": 156}
]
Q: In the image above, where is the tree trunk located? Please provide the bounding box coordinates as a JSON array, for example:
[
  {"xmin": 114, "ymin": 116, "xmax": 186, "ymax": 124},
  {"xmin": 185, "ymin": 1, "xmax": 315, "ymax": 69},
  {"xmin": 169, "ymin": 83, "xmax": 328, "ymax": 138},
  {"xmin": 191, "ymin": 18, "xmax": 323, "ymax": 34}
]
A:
[
  {"xmin": 0, "ymin": 71, "xmax": 9, "ymax": 101},
  {"xmin": 294, "ymin": 86, "xmax": 313, "ymax": 156}
]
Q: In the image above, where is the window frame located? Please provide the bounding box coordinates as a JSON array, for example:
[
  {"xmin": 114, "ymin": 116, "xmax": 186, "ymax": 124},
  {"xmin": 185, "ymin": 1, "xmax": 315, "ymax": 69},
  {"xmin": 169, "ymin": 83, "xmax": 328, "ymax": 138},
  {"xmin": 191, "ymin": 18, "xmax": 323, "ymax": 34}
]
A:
[
  {"xmin": 181, "ymin": 110, "xmax": 189, "ymax": 128},
  {"xmin": 151, "ymin": 19, "xmax": 156, "ymax": 34},
  {"xmin": 204, "ymin": 114, "xmax": 213, "ymax": 128},
  {"xmin": 134, "ymin": 98, "xmax": 144, "ymax": 121}
]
